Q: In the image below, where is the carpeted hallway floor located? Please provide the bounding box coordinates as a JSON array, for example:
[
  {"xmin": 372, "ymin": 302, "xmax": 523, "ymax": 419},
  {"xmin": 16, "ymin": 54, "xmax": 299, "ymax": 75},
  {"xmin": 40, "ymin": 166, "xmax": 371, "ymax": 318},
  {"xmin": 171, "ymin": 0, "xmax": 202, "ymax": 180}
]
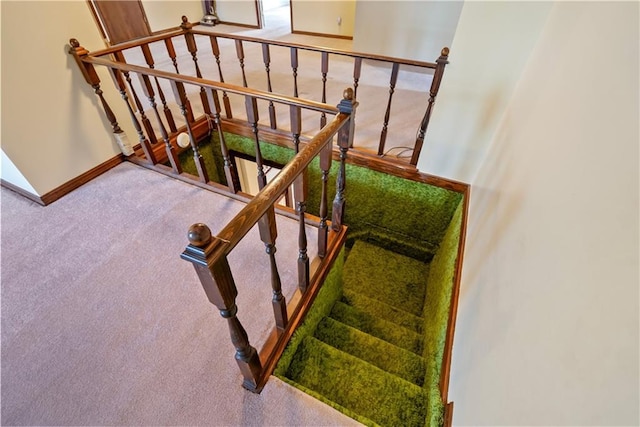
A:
[{"xmin": 0, "ymin": 162, "xmax": 359, "ymax": 426}]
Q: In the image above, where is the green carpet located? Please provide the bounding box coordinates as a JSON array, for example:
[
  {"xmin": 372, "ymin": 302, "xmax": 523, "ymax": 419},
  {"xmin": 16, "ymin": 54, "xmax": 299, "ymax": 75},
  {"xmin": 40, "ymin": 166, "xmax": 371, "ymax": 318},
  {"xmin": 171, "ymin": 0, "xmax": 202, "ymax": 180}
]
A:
[
  {"xmin": 177, "ymin": 132, "xmax": 465, "ymax": 427},
  {"xmin": 179, "ymin": 132, "xmax": 463, "ymax": 261}
]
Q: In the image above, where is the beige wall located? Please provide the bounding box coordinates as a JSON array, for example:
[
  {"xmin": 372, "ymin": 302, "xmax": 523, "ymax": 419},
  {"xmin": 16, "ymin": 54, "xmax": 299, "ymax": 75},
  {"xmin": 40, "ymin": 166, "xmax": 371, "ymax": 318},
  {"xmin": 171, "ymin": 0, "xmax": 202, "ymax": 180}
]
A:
[
  {"xmin": 291, "ymin": 0, "xmax": 355, "ymax": 37},
  {"xmin": 142, "ymin": 0, "xmax": 203, "ymax": 31},
  {"xmin": 216, "ymin": 0, "xmax": 259, "ymax": 27},
  {"xmin": 417, "ymin": 1, "xmax": 553, "ymax": 183},
  {"xmin": 448, "ymin": 2, "xmax": 638, "ymax": 424},
  {"xmin": 352, "ymin": 1, "xmax": 462, "ymax": 61},
  {"xmin": 1, "ymin": 1, "xmax": 131, "ymax": 196}
]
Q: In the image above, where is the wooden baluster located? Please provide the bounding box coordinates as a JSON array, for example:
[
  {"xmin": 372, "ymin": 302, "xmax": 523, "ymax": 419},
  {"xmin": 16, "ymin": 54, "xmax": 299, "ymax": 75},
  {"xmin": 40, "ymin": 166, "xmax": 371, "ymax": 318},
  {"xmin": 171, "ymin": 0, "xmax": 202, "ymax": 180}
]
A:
[
  {"xmin": 108, "ymin": 67, "xmax": 156, "ymax": 163},
  {"xmin": 205, "ymin": 87, "xmax": 240, "ymax": 192},
  {"xmin": 181, "ymin": 16, "xmax": 211, "ymax": 116},
  {"xmin": 320, "ymin": 52, "xmax": 329, "ymax": 128},
  {"xmin": 164, "ymin": 38, "xmax": 180, "ymax": 73},
  {"xmin": 290, "ymin": 106, "xmax": 302, "ymax": 153},
  {"xmin": 353, "ymin": 57, "xmax": 362, "ymax": 99},
  {"xmin": 182, "ymin": 224, "xmax": 263, "ymax": 391},
  {"xmin": 68, "ymin": 40, "xmax": 134, "ymax": 156},
  {"xmin": 209, "ymin": 36, "xmax": 233, "ymax": 118},
  {"xmin": 113, "ymin": 51, "xmax": 158, "ymax": 145},
  {"xmin": 333, "ymin": 88, "xmax": 357, "ymax": 231},
  {"xmin": 172, "ymin": 81, "xmax": 209, "ymax": 183},
  {"xmin": 411, "ymin": 47, "xmax": 450, "ymax": 166},
  {"xmin": 377, "ymin": 62, "xmax": 400, "ymax": 156},
  {"xmin": 258, "ymin": 208, "xmax": 288, "ymax": 332},
  {"xmin": 291, "ymin": 104, "xmax": 309, "ymax": 291},
  {"xmin": 262, "ymin": 44, "xmax": 277, "ymax": 129},
  {"xmin": 139, "ymin": 73, "xmax": 181, "ymax": 174},
  {"xmin": 318, "ymin": 140, "xmax": 332, "ymax": 258},
  {"xmin": 295, "ymin": 169, "xmax": 309, "ymax": 293},
  {"xmin": 290, "ymin": 47, "xmax": 299, "ymax": 97},
  {"xmin": 245, "ymin": 96, "xmax": 266, "ymax": 189},
  {"xmin": 141, "ymin": 43, "xmax": 177, "ymax": 132},
  {"xmin": 235, "ymin": 40, "xmax": 248, "ymax": 88}
]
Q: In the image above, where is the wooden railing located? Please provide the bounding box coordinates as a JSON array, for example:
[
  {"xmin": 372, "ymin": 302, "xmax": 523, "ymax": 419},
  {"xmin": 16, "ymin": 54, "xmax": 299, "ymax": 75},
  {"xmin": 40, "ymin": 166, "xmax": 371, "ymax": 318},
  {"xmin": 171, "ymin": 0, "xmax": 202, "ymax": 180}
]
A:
[
  {"xmin": 70, "ymin": 16, "xmax": 449, "ymax": 168},
  {"xmin": 180, "ymin": 91, "xmax": 356, "ymax": 392},
  {"xmin": 70, "ymin": 32, "xmax": 359, "ymax": 391}
]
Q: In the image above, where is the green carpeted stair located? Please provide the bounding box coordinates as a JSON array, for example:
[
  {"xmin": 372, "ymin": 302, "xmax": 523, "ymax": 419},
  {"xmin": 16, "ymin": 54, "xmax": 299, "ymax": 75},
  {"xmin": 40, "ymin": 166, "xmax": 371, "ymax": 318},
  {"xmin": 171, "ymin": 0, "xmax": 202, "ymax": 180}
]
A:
[{"xmin": 278, "ymin": 240, "xmax": 442, "ymax": 427}]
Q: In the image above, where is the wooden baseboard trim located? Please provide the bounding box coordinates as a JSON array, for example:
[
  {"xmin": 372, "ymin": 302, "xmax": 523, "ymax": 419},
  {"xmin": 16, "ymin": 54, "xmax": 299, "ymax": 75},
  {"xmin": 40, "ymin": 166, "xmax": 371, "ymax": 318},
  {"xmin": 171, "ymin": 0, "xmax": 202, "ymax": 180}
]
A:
[
  {"xmin": 218, "ymin": 21, "xmax": 260, "ymax": 29},
  {"xmin": 444, "ymin": 402, "xmax": 454, "ymax": 427},
  {"xmin": 291, "ymin": 29, "xmax": 353, "ymax": 40},
  {"xmin": 37, "ymin": 154, "xmax": 124, "ymax": 205},
  {"xmin": 1, "ymin": 180, "xmax": 45, "ymax": 205}
]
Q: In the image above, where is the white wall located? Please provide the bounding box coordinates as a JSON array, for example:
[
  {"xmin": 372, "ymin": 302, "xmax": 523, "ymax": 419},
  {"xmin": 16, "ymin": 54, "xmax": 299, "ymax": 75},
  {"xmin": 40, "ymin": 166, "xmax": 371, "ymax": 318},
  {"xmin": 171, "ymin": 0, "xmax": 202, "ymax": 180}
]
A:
[
  {"xmin": 216, "ymin": 0, "xmax": 259, "ymax": 27},
  {"xmin": 142, "ymin": 0, "xmax": 202, "ymax": 31},
  {"xmin": 291, "ymin": 0, "xmax": 355, "ymax": 38},
  {"xmin": 1, "ymin": 1, "xmax": 131, "ymax": 196},
  {"xmin": 450, "ymin": 2, "xmax": 639, "ymax": 425},
  {"xmin": 1, "ymin": 150, "xmax": 38, "ymax": 195},
  {"xmin": 417, "ymin": 1, "xmax": 553, "ymax": 183},
  {"xmin": 352, "ymin": 1, "xmax": 463, "ymax": 61}
]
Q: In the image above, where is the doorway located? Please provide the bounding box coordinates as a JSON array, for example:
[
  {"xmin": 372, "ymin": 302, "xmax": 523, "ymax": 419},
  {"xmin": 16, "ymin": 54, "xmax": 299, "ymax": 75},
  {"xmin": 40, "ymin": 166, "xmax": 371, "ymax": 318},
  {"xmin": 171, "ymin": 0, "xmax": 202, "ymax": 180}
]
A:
[{"xmin": 260, "ymin": 0, "xmax": 291, "ymax": 35}]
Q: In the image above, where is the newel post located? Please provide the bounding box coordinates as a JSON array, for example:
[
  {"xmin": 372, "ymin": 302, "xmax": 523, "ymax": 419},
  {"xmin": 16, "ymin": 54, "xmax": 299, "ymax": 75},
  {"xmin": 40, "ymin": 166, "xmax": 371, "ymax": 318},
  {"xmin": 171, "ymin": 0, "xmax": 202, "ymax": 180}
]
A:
[
  {"xmin": 68, "ymin": 39, "xmax": 133, "ymax": 156},
  {"xmin": 181, "ymin": 224, "xmax": 263, "ymax": 391},
  {"xmin": 332, "ymin": 88, "xmax": 358, "ymax": 231},
  {"xmin": 411, "ymin": 47, "xmax": 450, "ymax": 166}
]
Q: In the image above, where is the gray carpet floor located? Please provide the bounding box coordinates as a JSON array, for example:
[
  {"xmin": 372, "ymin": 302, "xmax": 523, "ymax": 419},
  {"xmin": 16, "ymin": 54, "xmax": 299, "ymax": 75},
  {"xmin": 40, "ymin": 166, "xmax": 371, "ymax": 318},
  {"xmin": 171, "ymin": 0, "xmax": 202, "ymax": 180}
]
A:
[{"xmin": 1, "ymin": 162, "xmax": 359, "ymax": 426}]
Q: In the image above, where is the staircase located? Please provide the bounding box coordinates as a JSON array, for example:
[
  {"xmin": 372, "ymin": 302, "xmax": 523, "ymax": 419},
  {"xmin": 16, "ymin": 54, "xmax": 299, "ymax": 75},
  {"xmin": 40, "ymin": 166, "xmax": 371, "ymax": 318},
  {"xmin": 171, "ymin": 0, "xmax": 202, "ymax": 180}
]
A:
[{"xmin": 278, "ymin": 240, "xmax": 444, "ymax": 427}]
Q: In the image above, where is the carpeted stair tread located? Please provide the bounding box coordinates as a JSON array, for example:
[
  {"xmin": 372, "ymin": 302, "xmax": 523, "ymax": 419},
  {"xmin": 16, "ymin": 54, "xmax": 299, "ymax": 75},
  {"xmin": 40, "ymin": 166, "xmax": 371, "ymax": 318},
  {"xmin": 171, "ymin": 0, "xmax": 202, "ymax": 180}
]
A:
[
  {"xmin": 343, "ymin": 240, "xmax": 429, "ymax": 316},
  {"xmin": 342, "ymin": 289, "xmax": 424, "ymax": 334},
  {"xmin": 330, "ymin": 301, "xmax": 424, "ymax": 355},
  {"xmin": 314, "ymin": 317, "xmax": 426, "ymax": 386},
  {"xmin": 286, "ymin": 336, "xmax": 429, "ymax": 427}
]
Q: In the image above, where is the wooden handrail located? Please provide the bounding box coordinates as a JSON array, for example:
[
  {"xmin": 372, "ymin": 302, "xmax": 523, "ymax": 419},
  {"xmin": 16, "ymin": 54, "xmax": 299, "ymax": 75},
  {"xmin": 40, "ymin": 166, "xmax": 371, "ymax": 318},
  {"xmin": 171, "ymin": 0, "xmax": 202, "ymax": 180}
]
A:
[
  {"xmin": 211, "ymin": 111, "xmax": 350, "ymax": 255},
  {"xmin": 189, "ymin": 29, "xmax": 439, "ymax": 70},
  {"xmin": 180, "ymin": 89, "xmax": 357, "ymax": 392},
  {"xmin": 82, "ymin": 56, "xmax": 339, "ymax": 115}
]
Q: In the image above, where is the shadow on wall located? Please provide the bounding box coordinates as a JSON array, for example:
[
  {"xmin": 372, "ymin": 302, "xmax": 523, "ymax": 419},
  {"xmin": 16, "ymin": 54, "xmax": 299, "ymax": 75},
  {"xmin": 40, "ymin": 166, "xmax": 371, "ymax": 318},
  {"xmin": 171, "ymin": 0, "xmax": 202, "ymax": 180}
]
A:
[{"xmin": 424, "ymin": 86, "xmax": 507, "ymax": 182}]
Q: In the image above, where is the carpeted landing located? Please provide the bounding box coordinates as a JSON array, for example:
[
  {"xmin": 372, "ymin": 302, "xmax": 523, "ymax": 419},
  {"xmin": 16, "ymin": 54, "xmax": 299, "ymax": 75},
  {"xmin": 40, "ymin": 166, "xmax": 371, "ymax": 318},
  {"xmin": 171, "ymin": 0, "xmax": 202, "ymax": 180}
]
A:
[{"xmin": 278, "ymin": 240, "xmax": 440, "ymax": 427}]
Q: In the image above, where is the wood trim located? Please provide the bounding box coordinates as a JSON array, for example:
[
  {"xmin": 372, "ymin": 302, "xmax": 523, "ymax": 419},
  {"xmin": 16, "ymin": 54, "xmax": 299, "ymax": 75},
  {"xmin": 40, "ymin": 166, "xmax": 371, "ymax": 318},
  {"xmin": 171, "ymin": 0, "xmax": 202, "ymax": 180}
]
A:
[
  {"xmin": 39, "ymin": 154, "xmax": 124, "ymax": 205},
  {"xmin": 291, "ymin": 29, "xmax": 353, "ymax": 41},
  {"xmin": 1, "ymin": 180, "xmax": 45, "ymax": 205},
  {"xmin": 254, "ymin": 225, "xmax": 348, "ymax": 392},
  {"xmin": 217, "ymin": 21, "xmax": 261, "ymax": 29},
  {"xmin": 254, "ymin": 0, "xmax": 263, "ymax": 29},
  {"xmin": 220, "ymin": 118, "xmax": 470, "ymax": 194},
  {"xmin": 439, "ymin": 185, "xmax": 471, "ymax": 402},
  {"xmin": 444, "ymin": 402, "xmax": 454, "ymax": 427}
]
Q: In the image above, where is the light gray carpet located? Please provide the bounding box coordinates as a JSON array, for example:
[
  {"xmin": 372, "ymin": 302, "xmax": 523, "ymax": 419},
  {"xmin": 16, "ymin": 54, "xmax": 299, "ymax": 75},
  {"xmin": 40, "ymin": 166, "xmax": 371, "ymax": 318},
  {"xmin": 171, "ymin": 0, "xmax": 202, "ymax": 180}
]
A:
[{"xmin": 1, "ymin": 162, "xmax": 359, "ymax": 426}]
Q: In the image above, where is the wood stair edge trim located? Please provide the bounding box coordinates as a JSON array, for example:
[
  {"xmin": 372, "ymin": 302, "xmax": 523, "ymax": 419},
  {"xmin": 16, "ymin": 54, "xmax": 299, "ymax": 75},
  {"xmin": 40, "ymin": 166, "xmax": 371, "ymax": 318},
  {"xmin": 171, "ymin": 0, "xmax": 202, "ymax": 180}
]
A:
[{"xmin": 439, "ymin": 189, "xmax": 470, "ymax": 404}]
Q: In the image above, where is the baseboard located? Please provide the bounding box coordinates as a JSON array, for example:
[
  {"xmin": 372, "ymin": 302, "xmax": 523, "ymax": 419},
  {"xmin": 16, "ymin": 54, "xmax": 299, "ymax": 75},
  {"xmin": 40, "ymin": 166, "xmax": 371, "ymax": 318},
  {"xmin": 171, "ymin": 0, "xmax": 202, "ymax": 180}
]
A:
[
  {"xmin": 1, "ymin": 180, "xmax": 45, "ymax": 205},
  {"xmin": 291, "ymin": 30, "xmax": 353, "ymax": 40},
  {"xmin": 29, "ymin": 154, "xmax": 124, "ymax": 206},
  {"xmin": 217, "ymin": 21, "xmax": 260, "ymax": 29}
]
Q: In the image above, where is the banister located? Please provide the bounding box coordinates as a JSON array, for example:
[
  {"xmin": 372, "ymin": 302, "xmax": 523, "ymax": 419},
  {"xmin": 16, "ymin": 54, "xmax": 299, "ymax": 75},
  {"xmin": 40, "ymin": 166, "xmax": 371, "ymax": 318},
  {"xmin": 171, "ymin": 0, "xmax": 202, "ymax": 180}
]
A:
[
  {"xmin": 215, "ymin": 111, "xmax": 351, "ymax": 253},
  {"xmin": 81, "ymin": 56, "xmax": 339, "ymax": 115},
  {"xmin": 189, "ymin": 29, "xmax": 439, "ymax": 70},
  {"xmin": 89, "ymin": 28, "xmax": 186, "ymax": 57}
]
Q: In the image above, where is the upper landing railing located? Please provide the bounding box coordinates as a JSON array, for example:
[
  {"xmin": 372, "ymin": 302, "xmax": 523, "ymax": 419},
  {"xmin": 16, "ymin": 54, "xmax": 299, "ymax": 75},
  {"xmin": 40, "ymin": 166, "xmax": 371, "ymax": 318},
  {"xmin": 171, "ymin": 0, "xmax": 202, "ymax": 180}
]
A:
[
  {"xmin": 70, "ymin": 16, "xmax": 449, "ymax": 168},
  {"xmin": 70, "ymin": 24, "xmax": 358, "ymax": 392}
]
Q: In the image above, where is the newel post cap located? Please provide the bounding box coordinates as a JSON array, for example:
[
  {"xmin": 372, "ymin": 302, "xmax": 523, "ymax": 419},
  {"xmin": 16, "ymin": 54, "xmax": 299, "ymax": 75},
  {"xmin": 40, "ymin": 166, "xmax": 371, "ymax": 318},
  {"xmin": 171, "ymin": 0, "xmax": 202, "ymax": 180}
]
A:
[{"xmin": 188, "ymin": 223, "xmax": 212, "ymax": 247}]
